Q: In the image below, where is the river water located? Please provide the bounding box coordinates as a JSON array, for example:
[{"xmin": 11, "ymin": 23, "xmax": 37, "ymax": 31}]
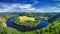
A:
[{"xmin": 6, "ymin": 18, "xmax": 48, "ymax": 32}]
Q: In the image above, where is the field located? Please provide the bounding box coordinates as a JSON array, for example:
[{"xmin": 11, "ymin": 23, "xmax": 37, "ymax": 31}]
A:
[{"xmin": 0, "ymin": 12, "xmax": 60, "ymax": 34}]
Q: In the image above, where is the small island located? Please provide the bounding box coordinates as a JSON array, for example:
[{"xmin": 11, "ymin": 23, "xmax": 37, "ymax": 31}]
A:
[{"xmin": 13, "ymin": 16, "xmax": 40, "ymax": 28}]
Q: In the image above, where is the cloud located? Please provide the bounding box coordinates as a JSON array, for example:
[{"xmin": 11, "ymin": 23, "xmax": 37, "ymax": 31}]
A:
[
  {"xmin": 34, "ymin": 0, "xmax": 39, "ymax": 4},
  {"xmin": 0, "ymin": 3, "xmax": 37, "ymax": 12},
  {"xmin": 0, "ymin": 4, "xmax": 14, "ymax": 12},
  {"xmin": 11, "ymin": 4, "xmax": 36, "ymax": 12},
  {"xmin": 53, "ymin": 0, "xmax": 60, "ymax": 1},
  {"xmin": 0, "ymin": 3, "xmax": 60, "ymax": 13},
  {"xmin": 41, "ymin": 6, "xmax": 60, "ymax": 12},
  {"xmin": 11, "ymin": 4, "xmax": 32, "ymax": 9},
  {"xmin": 57, "ymin": 4, "xmax": 60, "ymax": 7}
]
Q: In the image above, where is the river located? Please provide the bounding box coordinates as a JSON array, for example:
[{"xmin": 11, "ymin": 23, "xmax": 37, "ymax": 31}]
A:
[{"xmin": 6, "ymin": 18, "xmax": 48, "ymax": 32}]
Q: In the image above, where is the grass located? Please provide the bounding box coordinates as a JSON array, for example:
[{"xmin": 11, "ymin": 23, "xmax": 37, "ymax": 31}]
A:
[
  {"xmin": 13, "ymin": 16, "xmax": 40, "ymax": 28},
  {"xmin": 19, "ymin": 16, "xmax": 35, "ymax": 22}
]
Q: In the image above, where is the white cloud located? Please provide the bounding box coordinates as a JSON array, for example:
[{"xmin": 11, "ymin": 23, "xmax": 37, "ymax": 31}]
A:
[
  {"xmin": 53, "ymin": 0, "xmax": 60, "ymax": 1},
  {"xmin": 41, "ymin": 6, "xmax": 60, "ymax": 12},
  {"xmin": 57, "ymin": 4, "xmax": 60, "ymax": 7},
  {"xmin": 0, "ymin": 4, "xmax": 36, "ymax": 12},
  {"xmin": 0, "ymin": 4, "xmax": 14, "ymax": 12},
  {"xmin": 34, "ymin": 0, "xmax": 39, "ymax": 4},
  {"xmin": 19, "ymin": 4, "xmax": 32, "ymax": 9},
  {"xmin": 11, "ymin": 4, "xmax": 32, "ymax": 9},
  {"xmin": 10, "ymin": 4, "xmax": 36, "ymax": 11},
  {"xmin": 0, "ymin": 3, "xmax": 60, "ymax": 13}
]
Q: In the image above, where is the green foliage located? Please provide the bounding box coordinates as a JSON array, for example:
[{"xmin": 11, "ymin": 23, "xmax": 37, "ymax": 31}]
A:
[{"xmin": 0, "ymin": 12, "xmax": 60, "ymax": 34}]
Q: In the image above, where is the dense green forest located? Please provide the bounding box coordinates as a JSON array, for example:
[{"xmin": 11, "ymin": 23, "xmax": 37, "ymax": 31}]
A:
[{"xmin": 0, "ymin": 12, "xmax": 60, "ymax": 34}]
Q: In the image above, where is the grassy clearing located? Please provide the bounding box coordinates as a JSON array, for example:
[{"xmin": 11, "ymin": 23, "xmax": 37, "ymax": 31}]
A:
[{"xmin": 13, "ymin": 16, "xmax": 40, "ymax": 28}]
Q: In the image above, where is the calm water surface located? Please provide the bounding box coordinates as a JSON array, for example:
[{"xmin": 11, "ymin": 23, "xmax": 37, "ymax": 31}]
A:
[{"xmin": 6, "ymin": 18, "xmax": 48, "ymax": 32}]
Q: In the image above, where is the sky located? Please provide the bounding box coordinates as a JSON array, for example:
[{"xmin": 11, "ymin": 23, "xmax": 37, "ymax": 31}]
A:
[{"xmin": 0, "ymin": 0, "xmax": 60, "ymax": 13}]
